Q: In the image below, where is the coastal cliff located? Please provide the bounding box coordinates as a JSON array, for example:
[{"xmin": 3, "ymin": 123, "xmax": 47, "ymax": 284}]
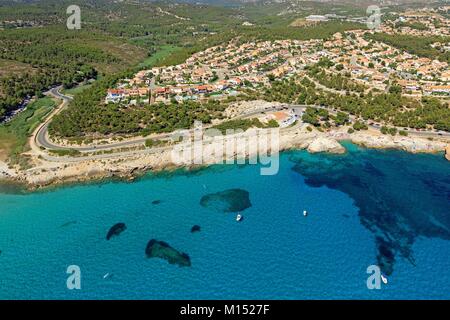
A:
[
  {"xmin": 1, "ymin": 125, "xmax": 449, "ymax": 190},
  {"xmin": 349, "ymin": 132, "xmax": 448, "ymax": 155}
]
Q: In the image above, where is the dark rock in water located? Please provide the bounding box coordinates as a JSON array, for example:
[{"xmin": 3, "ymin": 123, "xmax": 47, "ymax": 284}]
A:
[
  {"xmin": 159, "ymin": 241, "xmax": 169, "ymax": 248},
  {"xmin": 200, "ymin": 188, "xmax": 251, "ymax": 213},
  {"xmin": 106, "ymin": 223, "xmax": 127, "ymax": 240},
  {"xmin": 145, "ymin": 239, "xmax": 191, "ymax": 267},
  {"xmin": 375, "ymin": 237, "xmax": 395, "ymax": 276},
  {"xmin": 152, "ymin": 200, "xmax": 161, "ymax": 205},
  {"xmin": 290, "ymin": 148, "xmax": 450, "ymax": 275},
  {"xmin": 363, "ymin": 162, "xmax": 385, "ymax": 178},
  {"xmin": 180, "ymin": 252, "xmax": 191, "ymax": 261},
  {"xmin": 191, "ymin": 225, "xmax": 201, "ymax": 233}
]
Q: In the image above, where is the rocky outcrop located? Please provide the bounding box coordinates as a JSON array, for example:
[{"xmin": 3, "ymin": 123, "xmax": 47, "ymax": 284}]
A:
[
  {"xmin": 106, "ymin": 223, "xmax": 127, "ymax": 240},
  {"xmin": 307, "ymin": 137, "xmax": 346, "ymax": 154},
  {"xmin": 4, "ymin": 117, "xmax": 449, "ymax": 190},
  {"xmin": 0, "ymin": 160, "xmax": 16, "ymax": 179},
  {"xmin": 446, "ymin": 145, "xmax": 450, "ymax": 162},
  {"xmin": 350, "ymin": 132, "xmax": 447, "ymax": 154},
  {"xmin": 145, "ymin": 239, "xmax": 191, "ymax": 267}
]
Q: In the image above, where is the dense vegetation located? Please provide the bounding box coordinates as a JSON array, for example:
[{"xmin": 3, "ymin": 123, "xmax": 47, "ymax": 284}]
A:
[
  {"xmin": 2, "ymin": 0, "xmax": 448, "ymax": 148},
  {"xmin": 35, "ymin": 0, "xmax": 365, "ymax": 139},
  {"xmin": 307, "ymin": 63, "xmax": 366, "ymax": 93},
  {"xmin": 367, "ymin": 33, "xmax": 450, "ymax": 63},
  {"xmin": 0, "ymin": 0, "xmax": 238, "ymax": 118},
  {"xmin": 49, "ymin": 71, "xmax": 227, "ymax": 137},
  {"xmin": 244, "ymin": 76, "xmax": 450, "ymax": 132},
  {"xmin": 0, "ymin": 97, "xmax": 55, "ymax": 168},
  {"xmin": 236, "ymin": 21, "xmax": 365, "ymax": 43},
  {"xmin": 213, "ymin": 118, "xmax": 279, "ymax": 134}
]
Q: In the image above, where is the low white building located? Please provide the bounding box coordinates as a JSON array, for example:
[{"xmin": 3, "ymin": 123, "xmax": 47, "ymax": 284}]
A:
[{"xmin": 306, "ymin": 15, "xmax": 328, "ymax": 22}]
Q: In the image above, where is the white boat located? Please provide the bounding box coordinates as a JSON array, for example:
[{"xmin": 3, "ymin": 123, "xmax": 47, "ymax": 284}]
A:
[
  {"xmin": 303, "ymin": 210, "xmax": 308, "ymax": 217},
  {"xmin": 103, "ymin": 273, "xmax": 111, "ymax": 279},
  {"xmin": 236, "ymin": 214, "xmax": 243, "ymax": 222},
  {"xmin": 381, "ymin": 275, "xmax": 388, "ymax": 284}
]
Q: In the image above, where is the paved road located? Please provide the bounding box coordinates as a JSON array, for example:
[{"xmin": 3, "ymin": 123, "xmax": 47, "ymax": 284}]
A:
[
  {"xmin": 38, "ymin": 87, "xmax": 166, "ymax": 152},
  {"xmin": 37, "ymin": 93, "xmax": 306, "ymax": 153},
  {"xmin": 290, "ymin": 104, "xmax": 450, "ymax": 138},
  {"xmin": 36, "ymin": 120, "xmax": 309, "ymax": 163},
  {"xmin": 34, "ymin": 87, "xmax": 73, "ymax": 150},
  {"xmin": 36, "ymin": 90, "xmax": 449, "ymax": 157}
]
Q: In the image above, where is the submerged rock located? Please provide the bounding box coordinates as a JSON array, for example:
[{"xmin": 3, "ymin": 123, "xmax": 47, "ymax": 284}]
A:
[
  {"xmin": 375, "ymin": 237, "xmax": 395, "ymax": 276},
  {"xmin": 200, "ymin": 189, "xmax": 251, "ymax": 212},
  {"xmin": 291, "ymin": 146, "xmax": 450, "ymax": 275},
  {"xmin": 152, "ymin": 200, "xmax": 162, "ymax": 205},
  {"xmin": 106, "ymin": 223, "xmax": 127, "ymax": 240},
  {"xmin": 145, "ymin": 239, "xmax": 191, "ymax": 267},
  {"xmin": 191, "ymin": 225, "xmax": 201, "ymax": 233},
  {"xmin": 59, "ymin": 221, "xmax": 77, "ymax": 228}
]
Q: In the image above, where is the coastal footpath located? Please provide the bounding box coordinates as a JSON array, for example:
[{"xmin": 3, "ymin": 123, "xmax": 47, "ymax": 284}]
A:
[{"xmin": 0, "ymin": 124, "xmax": 448, "ymax": 190}]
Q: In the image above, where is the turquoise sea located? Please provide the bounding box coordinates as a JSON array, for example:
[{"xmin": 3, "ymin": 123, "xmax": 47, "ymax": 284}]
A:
[{"xmin": 0, "ymin": 142, "xmax": 449, "ymax": 299}]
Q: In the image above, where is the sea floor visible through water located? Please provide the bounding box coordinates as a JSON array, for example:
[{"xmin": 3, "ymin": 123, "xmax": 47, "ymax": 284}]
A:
[{"xmin": 0, "ymin": 143, "xmax": 449, "ymax": 299}]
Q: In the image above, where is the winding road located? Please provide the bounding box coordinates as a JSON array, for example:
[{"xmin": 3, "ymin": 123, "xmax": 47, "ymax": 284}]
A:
[
  {"xmin": 36, "ymin": 89, "xmax": 308, "ymax": 153},
  {"xmin": 34, "ymin": 87, "xmax": 73, "ymax": 150},
  {"xmin": 33, "ymin": 87, "xmax": 449, "ymax": 161}
]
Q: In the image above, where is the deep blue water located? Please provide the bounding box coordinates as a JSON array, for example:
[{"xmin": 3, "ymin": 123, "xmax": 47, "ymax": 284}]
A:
[{"xmin": 0, "ymin": 143, "xmax": 449, "ymax": 299}]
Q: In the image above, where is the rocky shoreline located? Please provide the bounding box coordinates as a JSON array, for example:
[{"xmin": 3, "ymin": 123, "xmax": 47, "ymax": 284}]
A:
[{"xmin": 0, "ymin": 125, "xmax": 448, "ymax": 191}]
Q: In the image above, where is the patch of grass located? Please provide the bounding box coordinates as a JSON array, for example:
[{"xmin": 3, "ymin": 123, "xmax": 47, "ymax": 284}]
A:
[
  {"xmin": 213, "ymin": 118, "xmax": 267, "ymax": 134},
  {"xmin": 145, "ymin": 138, "xmax": 167, "ymax": 148},
  {"xmin": 138, "ymin": 45, "xmax": 181, "ymax": 68},
  {"xmin": 81, "ymin": 38, "xmax": 148, "ymax": 74},
  {"xmin": 48, "ymin": 149, "xmax": 81, "ymax": 157},
  {"xmin": 0, "ymin": 97, "xmax": 55, "ymax": 164},
  {"xmin": 0, "ymin": 59, "xmax": 36, "ymax": 78},
  {"xmin": 61, "ymin": 83, "xmax": 93, "ymax": 96}
]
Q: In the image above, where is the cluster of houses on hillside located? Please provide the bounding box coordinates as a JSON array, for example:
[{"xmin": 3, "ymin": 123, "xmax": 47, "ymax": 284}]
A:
[
  {"xmin": 105, "ymin": 39, "xmax": 312, "ymax": 105},
  {"xmin": 104, "ymin": 12, "xmax": 449, "ymax": 106},
  {"xmin": 322, "ymin": 30, "xmax": 449, "ymax": 95},
  {"xmin": 105, "ymin": 88, "xmax": 149, "ymax": 104},
  {"xmin": 385, "ymin": 7, "xmax": 450, "ymax": 37}
]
